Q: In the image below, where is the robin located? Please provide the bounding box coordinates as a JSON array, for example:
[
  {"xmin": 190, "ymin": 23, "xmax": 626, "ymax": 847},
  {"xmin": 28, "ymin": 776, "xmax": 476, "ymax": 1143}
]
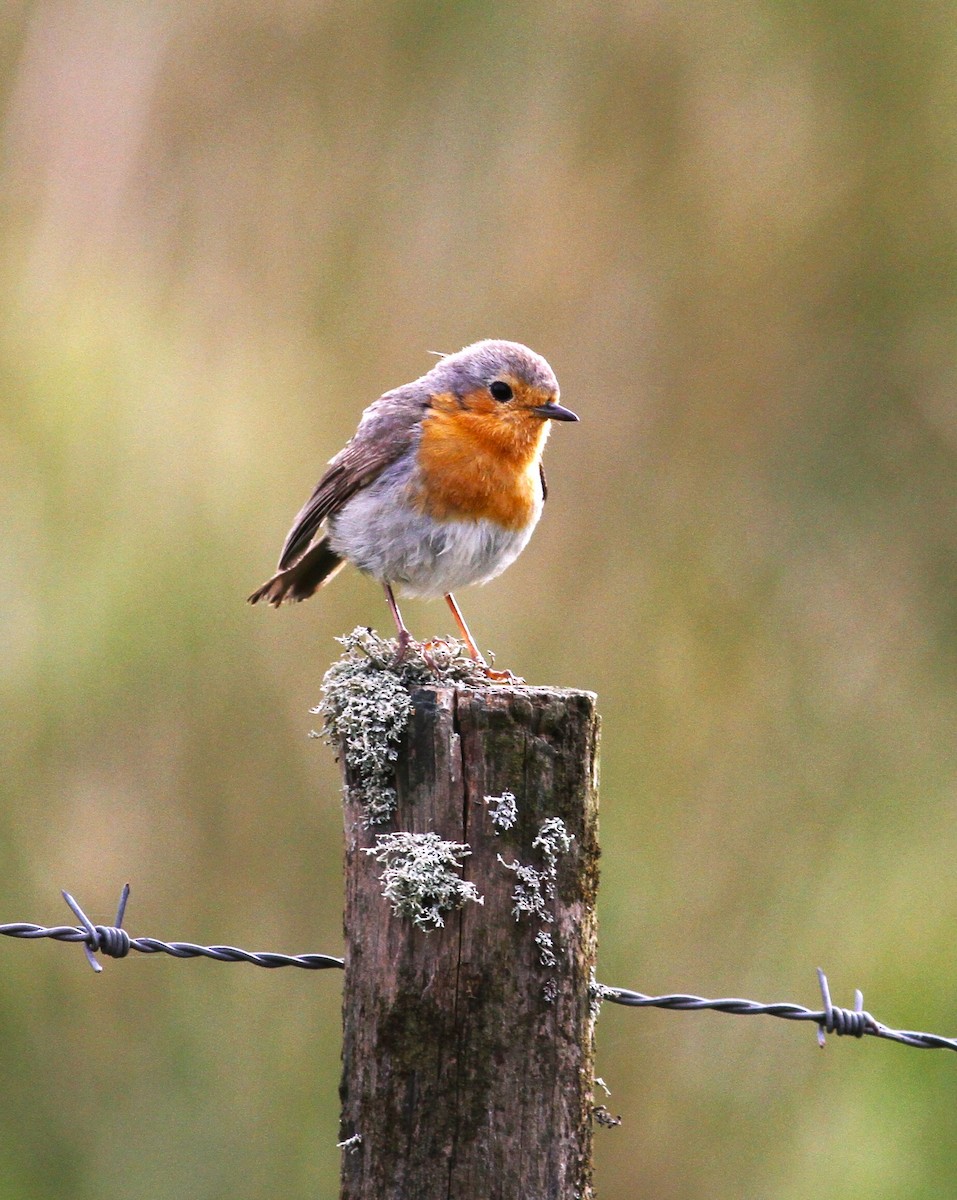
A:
[{"xmin": 248, "ymin": 339, "xmax": 578, "ymax": 672}]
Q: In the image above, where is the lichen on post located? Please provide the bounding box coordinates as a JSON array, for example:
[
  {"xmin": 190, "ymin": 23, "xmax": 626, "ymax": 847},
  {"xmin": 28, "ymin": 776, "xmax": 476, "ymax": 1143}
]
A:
[{"xmin": 321, "ymin": 629, "xmax": 602, "ymax": 1200}]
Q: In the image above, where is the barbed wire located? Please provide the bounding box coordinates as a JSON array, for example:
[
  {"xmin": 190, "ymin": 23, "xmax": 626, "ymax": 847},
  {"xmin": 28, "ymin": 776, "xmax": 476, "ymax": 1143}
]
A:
[
  {"xmin": 597, "ymin": 974, "xmax": 957, "ymax": 1053},
  {"xmin": 0, "ymin": 886, "xmax": 344, "ymax": 975},
  {"xmin": 2, "ymin": 886, "xmax": 955, "ymax": 1056}
]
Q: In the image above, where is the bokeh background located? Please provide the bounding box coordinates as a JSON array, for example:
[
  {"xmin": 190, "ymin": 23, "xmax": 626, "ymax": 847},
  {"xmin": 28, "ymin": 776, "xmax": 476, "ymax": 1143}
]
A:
[{"xmin": 2, "ymin": 2, "xmax": 957, "ymax": 1197}]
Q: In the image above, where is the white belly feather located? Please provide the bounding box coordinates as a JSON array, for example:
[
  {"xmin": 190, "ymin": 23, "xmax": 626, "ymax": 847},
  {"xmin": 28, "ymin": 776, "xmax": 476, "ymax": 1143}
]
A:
[{"xmin": 327, "ymin": 459, "xmax": 543, "ymax": 600}]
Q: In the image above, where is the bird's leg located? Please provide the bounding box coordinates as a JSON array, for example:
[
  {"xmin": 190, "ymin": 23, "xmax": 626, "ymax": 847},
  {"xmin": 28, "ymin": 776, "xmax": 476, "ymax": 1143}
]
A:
[
  {"xmin": 444, "ymin": 593, "xmax": 483, "ymax": 661},
  {"xmin": 384, "ymin": 583, "xmax": 414, "ymax": 665},
  {"xmin": 444, "ymin": 593, "xmax": 521, "ymax": 683}
]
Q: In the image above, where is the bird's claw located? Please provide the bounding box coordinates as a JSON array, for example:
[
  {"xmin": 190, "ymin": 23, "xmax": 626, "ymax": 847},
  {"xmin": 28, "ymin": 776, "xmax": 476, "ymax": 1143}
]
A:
[{"xmin": 479, "ymin": 664, "xmax": 524, "ymax": 685}]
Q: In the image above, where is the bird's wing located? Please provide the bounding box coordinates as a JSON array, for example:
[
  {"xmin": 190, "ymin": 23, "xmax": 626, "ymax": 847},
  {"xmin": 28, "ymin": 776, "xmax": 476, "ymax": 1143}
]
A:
[
  {"xmin": 539, "ymin": 461, "xmax": 548, "ymax": 504},
  {"xmin": 277, "ymin": 388, "xmax": 425, "ymax": 569}
]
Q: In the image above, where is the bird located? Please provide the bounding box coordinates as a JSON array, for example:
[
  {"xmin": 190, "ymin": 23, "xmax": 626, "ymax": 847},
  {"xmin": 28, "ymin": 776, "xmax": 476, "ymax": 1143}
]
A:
[{"xmin": 248, "ymin": 339, "xmax": 578, "ymax": 673}]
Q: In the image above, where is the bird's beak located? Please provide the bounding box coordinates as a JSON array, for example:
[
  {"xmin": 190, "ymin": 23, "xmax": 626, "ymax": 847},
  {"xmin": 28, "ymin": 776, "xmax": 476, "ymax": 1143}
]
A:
[{"xmin": 533, "ymin": 401, "xmax": 579, "ymax": 422}]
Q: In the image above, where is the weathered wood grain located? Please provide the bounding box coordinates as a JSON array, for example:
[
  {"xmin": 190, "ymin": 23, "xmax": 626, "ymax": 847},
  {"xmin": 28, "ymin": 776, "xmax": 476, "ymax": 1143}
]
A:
[{"xmin": 339, "ymin": 685, "xmax": 601, "ymax": 1200}]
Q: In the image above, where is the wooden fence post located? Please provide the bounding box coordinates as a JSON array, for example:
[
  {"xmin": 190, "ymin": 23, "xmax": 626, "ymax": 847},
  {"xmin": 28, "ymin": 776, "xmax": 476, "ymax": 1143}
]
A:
[{"xmin": 337, "ymin": 682, "xmax": 601, "ymax": 1200}]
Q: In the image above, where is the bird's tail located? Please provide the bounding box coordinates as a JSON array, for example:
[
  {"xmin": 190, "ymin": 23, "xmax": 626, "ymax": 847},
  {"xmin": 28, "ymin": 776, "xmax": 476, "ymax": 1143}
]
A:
[{"xmin": 247, "ymin": 537, "xmax": 346, "ymax": 606}]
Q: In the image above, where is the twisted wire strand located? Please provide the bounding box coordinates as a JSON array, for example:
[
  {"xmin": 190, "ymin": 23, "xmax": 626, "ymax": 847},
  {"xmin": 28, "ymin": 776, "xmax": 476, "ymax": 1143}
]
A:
[
  {"xmin": 0, "ymin": 888, "xmax": 344, "ymax": 974},
  {"xmin": 598, "ymin": 970, "xmax": 957, "ymax": 1053},
  {"xmin": 1, "ymin": 923, "xmax": 345, "ymax": 968},
  {"xmin": 2, "ymin": 888, "xmax": 955, "ymax": 1055}
]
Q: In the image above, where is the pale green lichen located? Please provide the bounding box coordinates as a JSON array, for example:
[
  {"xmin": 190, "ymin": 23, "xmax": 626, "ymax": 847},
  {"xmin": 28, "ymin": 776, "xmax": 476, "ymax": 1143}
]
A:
[
  {"xmin": 533, "ymin": 816, "xmax": 574, "ymax": 872},
  {"xmin": 535, "ymin": 929, "xmax": 557, "ymax": 967},
  {"xmin": 498, "ymin": 856, "xmax": 552, "ymax": 922},
  {"xmin": 498, "ymin": 816, "xmax": 574, "ymax": 1000},
  {"xmin": 314, "ymin": 627, "xmax": 486, "ymax": 825},
  {"xmin": 363, "ymin": 831, "xmax": 484, "ymax": 930},
  {"xmin": 485, "ymin": 790, "xmax": 517, "ymax": 831},
  {"xmin": 498, "ymin": 815, "xmax": 574, "ymax": 921}
]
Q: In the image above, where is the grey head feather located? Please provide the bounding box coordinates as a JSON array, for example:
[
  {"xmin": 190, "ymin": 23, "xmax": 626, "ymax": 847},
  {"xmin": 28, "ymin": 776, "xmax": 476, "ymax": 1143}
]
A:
[{"xmin": 420, "ymin": 340, "xmax": 559, "ymax": 399}]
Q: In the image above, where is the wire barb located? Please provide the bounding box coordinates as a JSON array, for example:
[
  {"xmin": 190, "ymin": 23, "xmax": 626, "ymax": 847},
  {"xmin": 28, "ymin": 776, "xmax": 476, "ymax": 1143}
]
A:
[
  {"xmin": 62, "ymin": 885, "xmax": 132, "ymax": 972},
  {"xmin": 816, "ymin": 966, "xmax": 869, "ymax": 1044}
]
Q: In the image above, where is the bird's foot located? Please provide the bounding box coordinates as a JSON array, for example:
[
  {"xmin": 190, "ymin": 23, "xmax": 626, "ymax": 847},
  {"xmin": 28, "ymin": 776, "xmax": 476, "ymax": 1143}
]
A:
[
  {"xmin": 419, "ymin": 639, "xmax": 523, "ymax": 684},
  {"xmin": 477, "ymin": 662, "xmax": 524, "ymax": 685},
  {"xmin": 391, "ymin": 628, "xmax": 415, "ymax": 667}
]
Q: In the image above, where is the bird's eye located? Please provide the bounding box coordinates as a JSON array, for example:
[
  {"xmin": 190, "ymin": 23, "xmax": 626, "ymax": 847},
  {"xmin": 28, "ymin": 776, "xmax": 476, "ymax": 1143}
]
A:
[{"xmin": 489, "ymin": 381, "xmax": 513, "ymax": 402}]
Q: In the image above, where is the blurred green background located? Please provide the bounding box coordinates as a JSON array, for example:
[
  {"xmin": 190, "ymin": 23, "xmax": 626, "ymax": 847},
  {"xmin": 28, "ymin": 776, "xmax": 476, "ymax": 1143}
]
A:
[{"xmin": 2, "ymin": 2, "xmax": 957, "ymax": 1197}]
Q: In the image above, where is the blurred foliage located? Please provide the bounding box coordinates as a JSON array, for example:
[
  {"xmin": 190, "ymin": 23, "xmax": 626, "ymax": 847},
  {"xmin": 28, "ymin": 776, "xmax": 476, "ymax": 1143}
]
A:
[{"xmin": 2, "ymin": 2, "xmax": 957, "ymax": 1197}]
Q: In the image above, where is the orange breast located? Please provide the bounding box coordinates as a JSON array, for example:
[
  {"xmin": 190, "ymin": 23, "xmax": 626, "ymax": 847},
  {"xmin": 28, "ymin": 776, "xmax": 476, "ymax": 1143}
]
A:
[{"xmin": 414, "ymin": 398, "xmax": 547, "ymax": 530}]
